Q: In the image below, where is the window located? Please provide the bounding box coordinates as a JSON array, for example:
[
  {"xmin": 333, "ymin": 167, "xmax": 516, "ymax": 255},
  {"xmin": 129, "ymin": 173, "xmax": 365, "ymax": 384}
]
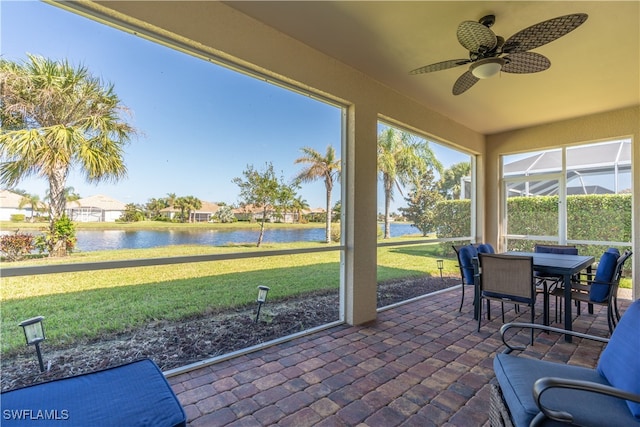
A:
[{"xmin": 502, "ymin": 139, "xmax": 632, "ymax": 255}]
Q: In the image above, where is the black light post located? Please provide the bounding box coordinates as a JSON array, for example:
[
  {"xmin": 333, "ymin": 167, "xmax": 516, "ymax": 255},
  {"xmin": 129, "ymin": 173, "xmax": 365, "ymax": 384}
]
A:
[
  {"xmin": 437, "ymin": 259, "xmax": 444, "ymax": 281},
  {"xmin": 19, "ymin": 316, "xmax": 46, "ymax": 372},
  {"xmin": 255, "ymin": 286, "xmax": 270, "ymax": 323}
]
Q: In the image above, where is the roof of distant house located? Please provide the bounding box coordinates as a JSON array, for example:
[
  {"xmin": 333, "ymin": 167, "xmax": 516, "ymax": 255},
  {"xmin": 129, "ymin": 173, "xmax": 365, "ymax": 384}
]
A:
[
  {"xmin": 68, "ymin": 194, "xmax": 126, "ymax": 210},
  {"xmin": 0, "ymin": 189, "xmax": 25, "ymax": 209}
]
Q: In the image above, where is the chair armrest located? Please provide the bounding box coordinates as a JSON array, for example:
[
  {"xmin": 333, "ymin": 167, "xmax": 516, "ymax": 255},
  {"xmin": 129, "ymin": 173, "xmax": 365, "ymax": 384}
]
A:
[
  {"xmin": 499, "ymin": 322, "xmax": 609, "ymax": 353},
  {"xmin": 530, "ymin": 377, "xmax": 640, "ymax": 426}
]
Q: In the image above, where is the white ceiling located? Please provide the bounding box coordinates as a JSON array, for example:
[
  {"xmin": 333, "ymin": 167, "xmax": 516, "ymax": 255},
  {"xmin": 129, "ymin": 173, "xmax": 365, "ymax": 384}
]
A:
[{"xmin": 226, "ymin": 1, "xmax": 639, "ymax": 135}]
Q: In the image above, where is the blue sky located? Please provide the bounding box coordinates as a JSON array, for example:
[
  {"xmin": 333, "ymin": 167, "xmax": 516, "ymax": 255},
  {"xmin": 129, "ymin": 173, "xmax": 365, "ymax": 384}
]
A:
[{"xmin": 1, "ymin": 1, "xmax": 469, "ymax": 212}]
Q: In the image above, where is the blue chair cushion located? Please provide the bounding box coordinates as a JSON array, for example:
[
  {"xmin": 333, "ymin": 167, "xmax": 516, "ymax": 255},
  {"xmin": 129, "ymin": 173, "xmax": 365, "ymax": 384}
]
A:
[
  {"xmin": 597, "ymin": 299, "xmax": 640, "ymax": 418},
  {"xmin": 494, "ymin": 353, "xmax": 637, "ymax": 427},
  {"xmin": 535, "ymin": 245, "xmax": 578, "ymax": 255},
  {"xmin": 589, "ymin": 251, "xmax": 618, "ymax": 302},
  {"xmin": 477, "ymin": 243, "xmax": 495, "ymax": 254},
  {"xmin": 459, "ymin": 244, "xmax": 478, "ymax": 285},
  {"xmin": 0, "ymin": 358, "xmax": 186, "ymax": 427},
  {"xmin": 533, "ymin": 246, "xmax": 579, "ymax": 281}
]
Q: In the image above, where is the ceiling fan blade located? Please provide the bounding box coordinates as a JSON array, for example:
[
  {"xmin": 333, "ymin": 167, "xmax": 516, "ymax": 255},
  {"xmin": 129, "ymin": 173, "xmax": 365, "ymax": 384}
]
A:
[
  {"xmin": 503, "ymin": 13, "xmax": 588, "ymax": 53},
  {"xmin": 502, "ymin": 52, "xmax": 551, "ymax": 73},
  {"xmin": 457, "ymin": 20, "xmax": 497, "ymax": 54},
  {"xmin": 452, "ymin": 70, "xmax": 479, "ymax": 95},
  {"xmin": 409, "ymin": 59, "xmax": 471, "ymax": 74}
]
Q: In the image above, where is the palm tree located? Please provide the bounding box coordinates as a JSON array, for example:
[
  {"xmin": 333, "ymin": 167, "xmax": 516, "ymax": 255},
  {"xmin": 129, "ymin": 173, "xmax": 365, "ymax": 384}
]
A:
[
  {"xmin": 438, "ymin": 161, "xmax": 471, "ymax": 199},
  {"xmin": 145, "ymin": 197, "xmax": 169, "ymax": 220},
  {"xmin": 45, "ymin": 186, "xmax": 81, "ymax": 205},
  {"xmin": 165, "ymin": 193, "xmax": 177, "ymax": 208},
  {"xmin": 276, "ymin": 181, "xmax": 299, "ymax": 223},
  {"xmin": 174, "ymin": 195, "xmax": 202, "ymax": 223},
  {"xmin": 295, "ymin": 145, "xmax": 341, "ymax": 243},
  {"xmin": 292, "ymin": 196, "xmax": 310, "ymax": 223},
  {"xmin": 0, "ymin": 55, "xmax": 136, "ymax": 256},
  {"xmin": 18, "ymin": 192, "xmax": 44, "ymax": 222},
  {"xmin": 377, "ymin": 128, "xmax": 442, "ymax": 239}
]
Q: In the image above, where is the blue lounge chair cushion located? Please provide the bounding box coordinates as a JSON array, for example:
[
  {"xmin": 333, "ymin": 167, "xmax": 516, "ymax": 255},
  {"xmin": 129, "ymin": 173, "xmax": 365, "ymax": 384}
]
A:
[
  {"xmin": 597, "ymin": 300, "xmax": 640, "ymax": 418},
  {"xmin": 589, "ymin": 251, "xmax": 618, "ymax": 302},
  {"xmin": 477, "ymin": 243, "xmax": 495, "ymax": 254},
  {"xmin": 1, "ymin": 358, "xmax": 186, "ymax": 427},
  {"xmin": 459, "ymin": 244, "xmax": 478, "ymax": 285},
  {"xmin": 494, "ymin": 353, "xmax": 637, "ymax": 426}
]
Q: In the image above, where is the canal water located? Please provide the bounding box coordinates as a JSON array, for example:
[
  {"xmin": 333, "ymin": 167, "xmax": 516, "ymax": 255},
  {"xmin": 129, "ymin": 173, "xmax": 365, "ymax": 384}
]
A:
[{"xmin": 74, "ymin": 222, "xmax": 421, "ymax": 252}]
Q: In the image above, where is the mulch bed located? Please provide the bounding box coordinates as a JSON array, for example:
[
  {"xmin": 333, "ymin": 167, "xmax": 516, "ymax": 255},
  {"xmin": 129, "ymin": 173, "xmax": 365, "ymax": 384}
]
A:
[{"xmin": 0, "ymin": 276, "xmax": 459, "ymax": 392}]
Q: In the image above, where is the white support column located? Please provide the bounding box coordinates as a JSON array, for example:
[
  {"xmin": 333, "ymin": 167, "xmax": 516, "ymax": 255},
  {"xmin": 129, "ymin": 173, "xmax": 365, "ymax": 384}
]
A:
[{"xmin": 342, "ymin": 104, "xmax": 378, "ymax": 325}]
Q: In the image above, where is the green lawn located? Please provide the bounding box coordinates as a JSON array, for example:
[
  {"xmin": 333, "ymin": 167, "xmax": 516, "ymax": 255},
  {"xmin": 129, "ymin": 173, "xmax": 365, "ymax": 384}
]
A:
[{"xmin": 0, "ymin": 240, "xmax": 459, "ymax": 355}]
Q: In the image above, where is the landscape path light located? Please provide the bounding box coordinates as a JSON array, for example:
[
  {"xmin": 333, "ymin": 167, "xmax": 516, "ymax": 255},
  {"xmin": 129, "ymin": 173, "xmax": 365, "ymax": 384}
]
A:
[
  {"xmin": 437, "ymin": 259, "xmax": 444, "ymax": 281},
  {"xmin": 19, "ymin": 316, "xmax": 46, "ymax": 372},
  {"xmin": 255, "ymin": 286, "xmax": 270, "ymax": 323}
]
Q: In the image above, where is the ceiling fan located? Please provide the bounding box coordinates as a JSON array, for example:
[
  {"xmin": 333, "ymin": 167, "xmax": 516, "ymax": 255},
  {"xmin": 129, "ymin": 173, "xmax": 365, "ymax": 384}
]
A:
[{"xmin": 410, "ymin": 13, "xmax": 588, "ymax": 95}]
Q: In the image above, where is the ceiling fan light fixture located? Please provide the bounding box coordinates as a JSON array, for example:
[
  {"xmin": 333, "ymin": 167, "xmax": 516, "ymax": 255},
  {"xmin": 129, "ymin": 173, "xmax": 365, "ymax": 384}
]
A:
[{"xmin": 470, "ymin": 57, "xmax": 506, "ymax": 79}]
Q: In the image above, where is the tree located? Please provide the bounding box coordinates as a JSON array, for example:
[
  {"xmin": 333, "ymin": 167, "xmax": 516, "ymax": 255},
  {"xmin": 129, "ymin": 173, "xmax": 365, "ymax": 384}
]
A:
[
  {"xmin": 45, "ymin": 186, "xmax": 80, "ymax": 207},
  {"xmin": 332, "ymin": 200, "xmax": 341, "ymax": 222},
  {"xmin": 438, "ymin": 161, "xmax": 471, "ymax": 199},
  {"xmin": 233, "ymin": 162, "xmax": 283, "ymax": 247},
  {"xmin": 213, "ymin": 205, "xmax": 235, "ymax": 223},
  {"xmin": 399, "ymin": 169, "xmax": 443, "ymax": 236},
  {"xmin": 119, "ymin": 203, "xmax": 145, "ymax": 222},
  {"xmin": 275, "ymin": 180, "xmax": 300, "ymax": 223},
  {"xmin": 0, "ymin": 55, "xmax": 135, "ymax": 256},
  {"xmin": 145, "ymin": 197, "xmax": 169, "ymax": 220},
  {"xmin": 174, "ymin": 195, "xmax": 202, "ymax": 223},
  {"xmin": 165, "ymin": 193, "xmax": 177, "ymax": 208},
  {"xmin": 377, "ymin": 128, "xmax": 442, "ymax": 239},
  {"xmin": 18, "ymin": 192, "xmax": 44, "ymax": 222},
  {"xmin": 294, "ymin": 145, "xmax": 340, "ymax": 243},
  {"xmin": 292, "ymin": 196, "xmax": 310, "ymax": 223}
]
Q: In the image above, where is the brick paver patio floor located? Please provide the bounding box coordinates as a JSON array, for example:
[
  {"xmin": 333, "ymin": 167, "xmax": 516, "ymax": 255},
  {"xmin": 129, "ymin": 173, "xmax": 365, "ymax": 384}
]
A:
[{"xmin": 167, "ymin": 286, "xmax": 631, "ymax": 426}]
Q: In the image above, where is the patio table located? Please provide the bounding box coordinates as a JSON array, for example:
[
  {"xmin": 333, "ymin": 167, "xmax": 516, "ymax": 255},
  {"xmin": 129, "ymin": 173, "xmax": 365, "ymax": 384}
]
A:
[{"xmin": 474, "ymin": 251, "xmax": 594, "ymax": 342}]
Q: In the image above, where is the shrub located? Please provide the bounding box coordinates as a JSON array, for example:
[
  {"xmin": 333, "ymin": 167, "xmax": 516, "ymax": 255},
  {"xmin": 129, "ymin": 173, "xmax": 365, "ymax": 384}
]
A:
[
  {"xmin": 34, "ymin": 215, "xmax": 77, "ymax": 256},
  {"xmin": 0, "ymin": 231, "xmax": 35, "ymax": 261},
  {"xmin": 9, "ymin": 214, "xmax": 25, "ymax": 222},
  {"xmin": 330, "ymin": 222, "xmax": 341, "ymax": 242}
]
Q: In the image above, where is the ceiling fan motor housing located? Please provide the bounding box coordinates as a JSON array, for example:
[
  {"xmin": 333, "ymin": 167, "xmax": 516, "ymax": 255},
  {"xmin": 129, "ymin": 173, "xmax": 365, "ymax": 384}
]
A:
[{"xmin": 479, "ymin": 14, "xmax": 496, "ymax": 27}]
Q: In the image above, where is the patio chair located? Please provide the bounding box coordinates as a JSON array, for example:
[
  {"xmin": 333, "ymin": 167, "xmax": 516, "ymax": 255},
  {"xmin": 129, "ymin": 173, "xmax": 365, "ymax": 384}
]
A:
[
  {"xmin": 477, "ymin": 253, "xmax": 537, "ymax": 343},
  {"xmin": 453, "ymin": 244, "xmax": 478, "ymax": 312},
  {"xmin": 533, "ymin": 244, "xmax": 578, "ymax": 325},
  {"xmin": 550, "ymin": 249, "xmax": 632, "ymax": 333},
  {"xmin": 478, "ymin": 243, "xmax": 495, "ymax": 254},
  {"xmin": 491, "ymin": 298, "xmax": 640, "ymax": 427},
  {"xmin": 453, "ymin": 243, "xmax": 496, "ymax": 313}
]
